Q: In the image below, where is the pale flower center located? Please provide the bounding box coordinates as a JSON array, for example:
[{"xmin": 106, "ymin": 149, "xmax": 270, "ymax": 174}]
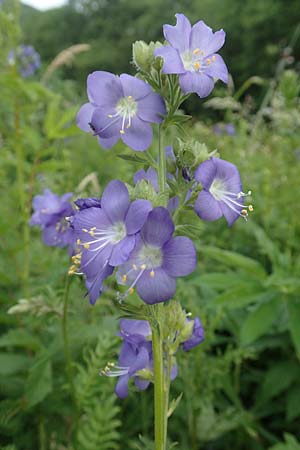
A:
[
  {"xmin": 181, "ymin": 48, "xmax": 216, "ymax": 73},
  {"xmin": 110, "ymin": 221, "xmax": 127, "ymax": 243},
  {"xmin": 138, "ymin": 245, "xmax": 162, "ymax": 268},
  {"xmin": 110, "ymin": 95, "xmax": 138, "ymax": 135}
]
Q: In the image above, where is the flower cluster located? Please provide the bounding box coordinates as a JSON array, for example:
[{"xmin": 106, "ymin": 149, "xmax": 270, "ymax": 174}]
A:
[
  {"xmin": 30, "ymin": 189, "xmax": 74, "ymax": 248},
  {"xmin": 29, "ymin": 13, "xmax": 253, "ymax": 404},
  {"xmin": 101, "ymin": 316, "xmax": 204, "ymax": 398},
  {"xmin": 71, "ymin": 180, "xmax": 197, "ymax": 305},
  {"xmin": 8, "ymin": 45, "xmax": 41, "ymax": 78}
]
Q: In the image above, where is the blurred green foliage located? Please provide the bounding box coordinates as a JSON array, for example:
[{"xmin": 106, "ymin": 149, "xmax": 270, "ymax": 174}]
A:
[{"xmin": 1, "ymin": 1, "xmax": 300, "ymax": 450}]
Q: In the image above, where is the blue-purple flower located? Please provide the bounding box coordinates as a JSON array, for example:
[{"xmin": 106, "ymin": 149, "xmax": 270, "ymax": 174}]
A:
[
  {"xmin": 182, "ymin": 317, "xmax": 205, "ymax": 351},
  {"xmin": 117, "ymin": 207, "xmax": 197, "ymax": 304},
  {"xmin": 77, "ymin": 71, "xmax": 166, "ymax": 151},
  {"xmin": 155, "ymin": 14, "xmax": 228, "ymax": 98},
  {"xmin": 194, "ymin": 157, "xmax": 252, "ymax": 226},
  {"xmin": 30, "ymin": 189, "xmax": 74, "ymax": 247},
  {"xmin": 101, "ymin": 319, "xmax": 153, "ymax": 399},
  {"xmin": 72, "ymin": 180, "xmax": 152, "ymax": 304},
  {"xmin": 74, "ymin": 197, "xmax": 101, "ymax": 210},
  {"xmin": 8, "ymin": 45, "xmax": 41, "ymax": 78}
]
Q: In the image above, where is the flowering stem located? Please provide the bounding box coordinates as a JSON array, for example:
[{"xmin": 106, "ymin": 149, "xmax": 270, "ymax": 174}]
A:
[
  {"xmin": 151, "ymin": 315, "xmax": 166, "ymax": 450},
  {"xmin": 62, "ymin": 275, "xmax": 78, "ymax": 417},
  {"xmin": 157, "ymin": 124, "xmax": 167, "ymax": 206}
]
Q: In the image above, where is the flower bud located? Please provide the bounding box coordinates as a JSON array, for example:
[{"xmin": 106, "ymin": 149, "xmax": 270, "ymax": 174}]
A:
[{"xmin": 132, "ymin": 40, "xmax": 162, "ymax": 73}]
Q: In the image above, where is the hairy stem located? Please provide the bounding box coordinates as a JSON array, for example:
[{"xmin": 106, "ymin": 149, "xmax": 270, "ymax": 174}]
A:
[
  {"xmin": 152, "ymin": 316, "xmax": 166, "ymax": 450},
  {"xmin": 158, "ymin": 124, "xmax": 167, "ymax": 205}
]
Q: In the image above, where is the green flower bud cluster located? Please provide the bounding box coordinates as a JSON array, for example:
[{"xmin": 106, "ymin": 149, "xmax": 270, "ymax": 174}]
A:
[
  {"xmin": 174, "ymin": 138, "xmax": 219, "ymax": 171},
  {"xmin": 132, "ymin": 40, "xmax": 163, "ymax": 73}
]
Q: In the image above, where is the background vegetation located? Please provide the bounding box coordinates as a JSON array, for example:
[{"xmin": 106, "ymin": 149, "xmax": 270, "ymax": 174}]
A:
[{"xmin": 0, "ymin": 0, "xmax": 300, "ymax": 449}]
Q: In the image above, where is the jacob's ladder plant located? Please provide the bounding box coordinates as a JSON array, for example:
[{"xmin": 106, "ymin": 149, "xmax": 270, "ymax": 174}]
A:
[{"xmin": 29, "ymin": 13, "xmax": 253, "ymax": 450}]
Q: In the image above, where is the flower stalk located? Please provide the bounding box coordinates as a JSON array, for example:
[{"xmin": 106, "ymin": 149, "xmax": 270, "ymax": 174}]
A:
[{"xmin": 152, "ymin": 319, "xmax": 166, "ymax": 450}]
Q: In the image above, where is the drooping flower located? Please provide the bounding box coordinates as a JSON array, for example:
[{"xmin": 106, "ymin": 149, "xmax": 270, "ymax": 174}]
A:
[
  {"xmin": 101, "ymin": 319, "xmax": 153, "ymax": 399},
  {"xmin": 182, "ymin": 317, "xmax": 205, "ymax": 351},
  {"xmin": 155, "ymin": 14, "xmax": 228, "ymax": 98},
  {"xmin": 72, "ymin": 180, "xmax": 152, "ymax": 304},
  {"xmin": 194, "ymin": 157, "xmax": 253, "ymax": 226},
  {"xmin": 30, "ymin": 189, "xmax": 74, "ymax": 248},
  {"xmin": 77, "ymin": 71, "xmax": 166, "ymax": 151},
  {"xmin": 8, "ymin": 45, "xmax": 41, "ymax": 78},
  {"xmin": 116, "ymin": 207, "xmax": 197, "ymax": 304}
]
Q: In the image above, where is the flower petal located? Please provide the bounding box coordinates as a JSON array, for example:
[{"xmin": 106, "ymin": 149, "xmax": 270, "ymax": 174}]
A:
[
  {"xmin": 163, "ymin": 13, "xmax": 191, "ymax": 52},
  {"xmin": 194, "ymin": 190, "xmax": 223, "ymax": 221},
  {"xmin": 137, "ymin": 268, "xmax": 176, "ymax": 304},
  {"xmin": 109, "ymin": 235, "xmax": 136, "ymax": 266},
  {"xmin": 85, "ymin": 263, "xmax": 114, "ymax": 305},
  {"xmin": 205, "ymin": 54, "xmax": 228, "ymax": 83},
  {"xmin": 220, "ymin": 203, "xmax": 240, "ymax": 227},
  {"xmin": 125, "ymin": 199, "xmax": 152, "ymax": 235},
  {"xmin": 97, "ymin": 135, "xmax": 119, "ymax": 149},
  {"xmin": 101, "ymin": 180, "xmax": 130, "ymax": 224},
  {"xmin": 162, "ymin": 236, "xmax": 197, "ymax": 277},
  {"xmin": 135, "ymin": 378, "xmax": 150, "ymax": 391},
  {"xmin": 115, "ymin": 374, "xmax": 130, "ymax": 399},
  {"xmin": 194, "ymin": 158, "xmax": 217, "ymax": 189},
  {"xmin": 137, "ymin": 92, "xmax": 166, "ymax": 123},
  {"xmin": 119, "ymin": 319, "xmax": 151, "ymax": 340},
  {"xmin": 155, "ymin": 46, "xmax": 186, "ymax": 74},
  {"xmin": 213, "ymin": 157, "xmax": 242, "ymax": 193},
  {"xmin": 119, "ymin": 341, "xmax": 136, "ymax": 367},
  {"xmin": 91, "ymin": 107, "xmax": 121, "ymax": 139},
  {"xmin": 128, "ymin": 346, "xmax": 149, "ymax": 375},
  {"xmin": 141, "ymin": 207, "xmax": 174, "ymax": 247},
  {"xmin": 121, "ymin": 116, "xmax": 153, "ymax": 152},
  {"xmin": 120, "ymin": 73, "xmax": 151, "ymax": 100},
  {"xmin": 179, "ymin": 72, "xmax": 214, "ymax": 98},
  {"xmin": 77, "ymin": 102, "xmax": 95, "ymax": 132},
  {"xmin": 87, "ymin": 71, "xmax": 123, "ymax": 107},
  {"xmin": 190, "ymin": 21, "xmax": 225, "ymax": 56}
]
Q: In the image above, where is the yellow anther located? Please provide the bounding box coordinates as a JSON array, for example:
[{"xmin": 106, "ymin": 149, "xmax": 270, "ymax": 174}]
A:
[
  {"xmin": 212, "ymin": 55, "xmax": 216, "ymax": 62},
  {"xmin": 108, "ymin": 114, "xmax": 113, "ymax": 118},
  {"xmin": 206, "ymin": 58, "xmax": 211, "ymax": 65},
  {"xmin": 89, "ymin": 230, "xmax": 95, "ymax": 237},
  {"xmin": 126, "ymin": 124, "xmax": 131, "ymax": 128},
  {"xmin": 140, "ymin": 264, "xmax": 146, "ymax": 270},
  {"xmin": 241, "ymin": 209, "xmax": 248, "ymax": 217},
  {"xmin": 76, "ymin": 239, "xmax": 81, "ymax": 245},
  {"xmin": 91, "ymin": 227, "xmax": 96, "ymax": 231},
  {"xmin": 82, "ymin": 228, "xmax": 88, "ymax": 233},
  {"xmin": 129, "ymin": 288, "xmax": 134, "ymax": 294},
  {"xmin": 194, "ymin": 62, "xmax": 201, "ymax": 70},
  {"xmin": 83, "ymin": 243, "xmax": 90, "ymax": 249},
  {"xmin": 150, "ymin": 270, "xmax": 155, "ymax": 278},
  {"xmin": 132, "ymin": 264, "xmax": 137, "ymax": 270},
  {"xmin": 248, "ymin": 204, "xmax": 254, "ymax": 212},
  {"xmin": 122, "ymin": 274, "xmax": 127, "ymax": 283},
  {"xmin": 200, "ymin": 50, "xmax": 205, "ymax": 55},
  {"xmin": 120, "ymin": 130, "xmax": 125, "ymax": 134},
  {"xmin": 193, "ymin": 48, "xmax": 200, "ymax": 55},
  {"xmin": 128, "ymin": 95, "xmax": 132, "ymax": 99}
]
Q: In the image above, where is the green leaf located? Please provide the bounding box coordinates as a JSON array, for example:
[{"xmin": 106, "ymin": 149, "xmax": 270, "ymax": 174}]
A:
[
  {"xmin": 200, "ymin": 246, "xmax": 266, "ymax": 279},
  {"xmin": 259, "ymin": 361, "xmax": 300, "ymax": 403},
  {"xmin": 168, "ymin": 392, "xmax": 183, "ymax": 418},
  {"xmin": 286, "ymin": 385, "xmax": 300, "ymax": 421},
  {"xmin": 117, "ymin": 153, "xmax": 148, "ymax": 163},
  {"xmin": 287, "ymin": 300, "xmax": 300, "ymax": 359},
  {"xmin": 213, "ymin": 286, "xmax": 271, "ymax": 309},
  {"xmin": 0, "ymin": 353, "xmax": 31, "ymax": 375},
  {"xmin": 25, "ymin": 354, "xmax": 52, "ymax": 408},
  {"xmin": 240, "ymin": 298, "xmax": 280, "ymax": 345},
  {"xmin": 0, "ymin": 329, "xmax": 41, "ymax": 351}
]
